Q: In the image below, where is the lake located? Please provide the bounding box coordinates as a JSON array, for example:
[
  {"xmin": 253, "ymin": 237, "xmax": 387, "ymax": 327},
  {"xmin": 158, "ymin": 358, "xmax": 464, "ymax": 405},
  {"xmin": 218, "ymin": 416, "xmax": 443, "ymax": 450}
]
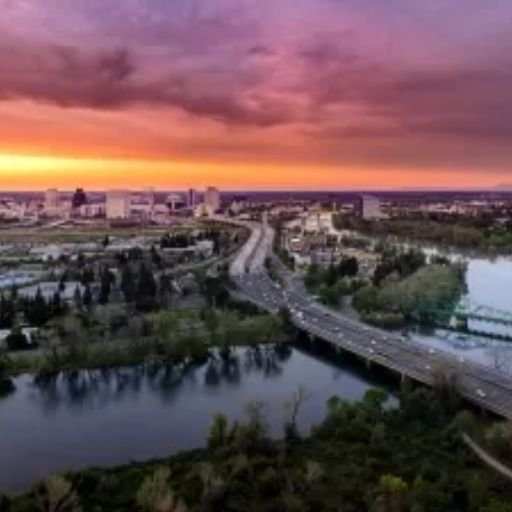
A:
[{"xmin": 0, "ymin": 344, "xmax": 394, "ymax": 494}]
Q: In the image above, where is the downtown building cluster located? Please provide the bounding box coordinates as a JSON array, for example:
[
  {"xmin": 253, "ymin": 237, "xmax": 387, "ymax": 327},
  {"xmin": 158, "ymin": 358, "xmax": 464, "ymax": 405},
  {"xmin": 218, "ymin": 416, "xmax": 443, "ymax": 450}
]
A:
[{"xmin": 31, "ymin": 186, "xmax": 223, "ymax": 222}]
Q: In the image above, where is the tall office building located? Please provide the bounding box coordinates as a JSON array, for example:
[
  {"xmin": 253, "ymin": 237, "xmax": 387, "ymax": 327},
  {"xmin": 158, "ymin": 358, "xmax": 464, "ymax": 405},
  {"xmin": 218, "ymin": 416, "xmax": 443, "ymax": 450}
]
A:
[
  {"xmin": 106, "ymin": 190, "xmax": 131, "ymax": 219},
  {"xmin": 44, "ymin": 188, "xmax": 60, "ymax": 213},
  {"xmin": 204, "ymin": 187, "xmax": 221, "ymax": 213},
  {"xmin": 359, "ymin": 195, "xmax": 385, "ymax": 220},
  {"xmin": 187, "ymin": 188, "xmax": 197, "ymax": 209}
]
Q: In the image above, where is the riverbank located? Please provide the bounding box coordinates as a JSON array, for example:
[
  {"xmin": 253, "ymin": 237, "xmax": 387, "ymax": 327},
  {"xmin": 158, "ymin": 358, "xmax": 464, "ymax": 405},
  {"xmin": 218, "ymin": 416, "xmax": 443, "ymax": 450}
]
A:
[
  {"xmin": 353, "ymin": 263, "xmax": 466, "ymax": 328},
  {"xmin": 0, "ymin": 308, "xmax": 285, "ymax": 378},
  {"xmin": 333, "ymin": 215, "xmax": 512, "ymax": 254},
  {"xmin": 2, "ymin": 385, "xmax": 510, "ymax": 511},
  {"xmin": 0, "ymin": 344, "xmax": 394, "ymax": 494}
]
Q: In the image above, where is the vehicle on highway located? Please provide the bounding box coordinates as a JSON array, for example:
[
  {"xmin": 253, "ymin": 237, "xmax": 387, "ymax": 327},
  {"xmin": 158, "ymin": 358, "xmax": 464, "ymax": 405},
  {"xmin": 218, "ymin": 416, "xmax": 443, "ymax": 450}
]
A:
[{"xmin": 476, "ymin": 388, "xmax": 487, "ymax": 398}]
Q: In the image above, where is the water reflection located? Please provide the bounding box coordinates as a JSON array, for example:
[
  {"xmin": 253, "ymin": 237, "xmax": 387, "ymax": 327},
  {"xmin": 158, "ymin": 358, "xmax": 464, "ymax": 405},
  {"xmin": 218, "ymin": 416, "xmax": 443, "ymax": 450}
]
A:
[
  {"xmin": 0, "ymin": 343, "xmax": 389, "ymax": 494},
  {"xmin": 393, "ymin": 246, "xmax": 512, "ymax": 372},
  {"xmin": 28, "ymin": 345, "xmax": 293, "ymax": 413}
]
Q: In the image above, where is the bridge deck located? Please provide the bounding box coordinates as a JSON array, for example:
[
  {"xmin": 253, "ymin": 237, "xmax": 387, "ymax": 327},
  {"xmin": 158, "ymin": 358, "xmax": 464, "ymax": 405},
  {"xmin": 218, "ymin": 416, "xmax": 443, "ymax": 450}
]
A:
[{"xmin": 229, "ymin": 219, "xmax": 512, "ymax": 420}]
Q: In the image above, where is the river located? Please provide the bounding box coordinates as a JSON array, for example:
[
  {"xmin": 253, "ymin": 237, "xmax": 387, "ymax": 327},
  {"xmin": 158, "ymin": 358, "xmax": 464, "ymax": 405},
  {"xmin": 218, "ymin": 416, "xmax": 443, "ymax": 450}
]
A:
[
  {"xmin": 0, "ymin": 344, "xmax": 395, "ymax": 494},
  {"xmin": 410, "ymin": 255, "xmax": 512, "ymax": 374},
  {"xmin": 334, "ymin": 228, "xmax": 512, "ymax": 374}
]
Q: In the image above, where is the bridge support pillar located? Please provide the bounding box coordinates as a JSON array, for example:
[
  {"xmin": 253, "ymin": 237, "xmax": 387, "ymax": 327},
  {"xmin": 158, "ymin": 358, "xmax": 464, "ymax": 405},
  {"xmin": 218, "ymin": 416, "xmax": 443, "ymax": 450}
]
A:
[{"xmin": 365, "ymin": 358, "xmax": 371, "ymax": 370}]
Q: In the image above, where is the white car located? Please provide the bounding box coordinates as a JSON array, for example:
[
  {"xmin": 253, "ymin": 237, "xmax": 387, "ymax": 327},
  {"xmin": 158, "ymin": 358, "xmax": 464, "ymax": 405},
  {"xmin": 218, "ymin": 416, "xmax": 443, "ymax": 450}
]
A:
[{"xmin": 476, "ymin": 388, "xmax": 487, "ymax": 398}]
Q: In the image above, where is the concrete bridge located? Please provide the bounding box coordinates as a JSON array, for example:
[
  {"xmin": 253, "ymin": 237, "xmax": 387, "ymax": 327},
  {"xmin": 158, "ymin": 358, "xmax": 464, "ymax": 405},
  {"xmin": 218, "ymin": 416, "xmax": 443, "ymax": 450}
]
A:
[{"xmin": 229, "ymin": 218, "xmax": 512, "ymax": 420}]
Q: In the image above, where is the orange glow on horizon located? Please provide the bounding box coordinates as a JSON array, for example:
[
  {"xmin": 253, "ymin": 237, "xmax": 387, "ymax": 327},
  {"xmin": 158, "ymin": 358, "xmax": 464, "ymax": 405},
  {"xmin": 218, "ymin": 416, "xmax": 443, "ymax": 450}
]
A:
[{"xmin": 0, "ymin": 152, "xmax": 506, "ymax": 191}]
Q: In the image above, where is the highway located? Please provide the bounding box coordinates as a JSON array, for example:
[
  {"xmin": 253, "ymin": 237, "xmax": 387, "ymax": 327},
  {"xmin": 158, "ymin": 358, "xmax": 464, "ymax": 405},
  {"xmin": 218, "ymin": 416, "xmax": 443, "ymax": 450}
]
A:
[{"xmin": 230, "ymin": 219, "xmax": 512, "ymax": 420}]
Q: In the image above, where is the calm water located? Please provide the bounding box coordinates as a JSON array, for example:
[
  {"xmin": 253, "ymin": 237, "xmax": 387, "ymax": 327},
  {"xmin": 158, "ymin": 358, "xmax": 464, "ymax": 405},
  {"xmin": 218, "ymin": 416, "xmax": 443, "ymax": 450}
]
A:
[
  {"xmin": 410, "ymin": 255, "xmax": 512, "ymax": 373},
  {"xmin": 348, "ymin": 231, "xmax": 512, "ymax": 373},
  {"xmin": 0, "ymin": 344, "xmax": 393, "ymax": 494}
]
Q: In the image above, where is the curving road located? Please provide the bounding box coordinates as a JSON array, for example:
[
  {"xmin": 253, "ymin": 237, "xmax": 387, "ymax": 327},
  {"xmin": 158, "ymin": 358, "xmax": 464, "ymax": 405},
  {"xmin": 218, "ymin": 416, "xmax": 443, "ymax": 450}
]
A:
[{"xmin": 230, "ymin": 219, "xmax": 512, "ymax": 420}]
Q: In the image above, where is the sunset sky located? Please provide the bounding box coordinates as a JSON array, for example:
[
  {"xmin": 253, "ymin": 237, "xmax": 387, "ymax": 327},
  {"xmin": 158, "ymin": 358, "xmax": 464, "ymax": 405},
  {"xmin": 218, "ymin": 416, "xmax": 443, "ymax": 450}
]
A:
[{"xmin": 0, "ymin": 0, "xmax": 511, "ymax": 190}]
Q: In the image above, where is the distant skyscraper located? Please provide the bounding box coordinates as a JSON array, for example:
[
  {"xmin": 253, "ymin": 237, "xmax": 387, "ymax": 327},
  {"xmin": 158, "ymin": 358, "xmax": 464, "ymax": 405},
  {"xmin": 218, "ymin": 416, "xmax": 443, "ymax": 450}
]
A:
[
  {"xmin": 44, "ymin": 188, "xmax": 60, "ymax": 213},
  {"xmin": 204, "ymin": 187, "xmax": 220, "ymax": 213},
  {"xmin": 360, "ymin": 195, "xmax": 385, "ymax": 220},
  {"xmin": 106, "ymin": 190, "xmax": 131, "ymax": 219},
  {"xmin": 187, "ymin": 188, "xmax": 197, "ymax": 209},
  {"xmin": 72, "ymin": 188, "xmax": 87, "ymax": 209}
]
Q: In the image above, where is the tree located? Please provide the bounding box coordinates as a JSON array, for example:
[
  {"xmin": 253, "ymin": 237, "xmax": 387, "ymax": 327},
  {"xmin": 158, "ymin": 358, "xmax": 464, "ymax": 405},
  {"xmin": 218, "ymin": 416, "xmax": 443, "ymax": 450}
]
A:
[
  {"xmin": 82, "ymin": 285, "xmax": 93, "ymax": 310},
  {"xmin": 28, "ymin": 287, "xmax": 49, "ymax": 326},
  {"xmin": 51, "ymin": 291, "xmax": 65, "ymax": 317},
  {"xmin": 208, "ymin": 414, "xmax": 229, "ymax": 450},
  {"xmin": 98, "ymin": 267, "xmax": 114, "ymax": 305},
  {"xmin": 482, "ymin": 501, "xmax": 512, "ymax": 512},
  {"xmin": 284, "ymin": 386, "xmax": 309, "ymax": 440},
  {"xmin": 73, "ymin": 286, "xmax": 83, "ymax": 312},
  {"xmin": 121, "ymin": 264, "xmax": 136, "ymax": 303},
  {"xmin": 136, "ymin": 467, "xmax": 187, "ymax": 512},
  {"xmin": 136, "ymin": 263, "xmax": 157, "ymax": 311},
  {"xmin": 153, "ymin": 311, "xmax": 180, "ymax": 345},
  {"xmin": 80, "ymin": 266, "xmax": 95, "ymax": 286},
  {"xmin": 199, "ymin": 463, "xmax": 226, "ymax": 511},
  {"xmin": 150, "ymin": 244, "xmax": 162, "ymax": 266},
  {"xmin": 201, "ymin": 274, "xmax": 229, "ymax": 308},
  {"xmin": 0, "ymin": 294, "xmax": 15, "ymax": 328},
  {"xmin": 158, "ymin": 273, "xmax": 173, "ymax": 308},
  {"xmin": 5, "ymin": 326, "xmax": 30, "ymax": 351},
  {"xmin": 373, "ymin": 474, "xmax": 409, "ymax": 512},
  {"xmin": 34, "ymin": 475, "xmax": 81, "ymax": 512}
]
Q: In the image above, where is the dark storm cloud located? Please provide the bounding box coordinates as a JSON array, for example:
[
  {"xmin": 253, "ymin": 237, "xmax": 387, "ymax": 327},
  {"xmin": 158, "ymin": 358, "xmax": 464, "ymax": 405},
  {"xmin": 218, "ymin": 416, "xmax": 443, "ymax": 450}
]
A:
[
  {"xmin": 0, "ymin": 32, "xmax": 293, "ymax": 126},
  {"xmin": 0, "ymin": 0, "xmax": 512, "ymax": 142}
]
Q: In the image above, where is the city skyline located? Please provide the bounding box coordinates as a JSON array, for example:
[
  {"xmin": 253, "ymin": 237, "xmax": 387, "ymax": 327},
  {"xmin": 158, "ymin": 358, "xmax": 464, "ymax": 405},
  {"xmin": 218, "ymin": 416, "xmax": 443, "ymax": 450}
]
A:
[{"xmin": 0, "ymin": 0, "xmax": 511, "ymax": 189}]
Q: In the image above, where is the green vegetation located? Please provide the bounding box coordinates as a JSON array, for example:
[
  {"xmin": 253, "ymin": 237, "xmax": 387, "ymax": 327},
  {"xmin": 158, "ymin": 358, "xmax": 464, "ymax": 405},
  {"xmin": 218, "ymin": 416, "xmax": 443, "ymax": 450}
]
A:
[
  {"xmin": 3, "ymin": 387, "xmax": 512, "ymax": 511},
  {"xmin": 354, "ymin": 264, "xmax": 465, "ymax": 327},
  {"xmin": 372, "ymin": 248, "xmax": 426, "ymax": 286},
  {"xmin": 1, "ymin": 307, "xmax": 285, "ymax": 376},
  {"xmin": 304, "ymin": 258, "xmax": 362, "ymax": 306},
  {"xmin": 333, "ymin": 215, "xmax": 512, "ymax": 252},
  {"xmin": 0, "ymin": 287, "xmax": 67, "ymax": 330}
]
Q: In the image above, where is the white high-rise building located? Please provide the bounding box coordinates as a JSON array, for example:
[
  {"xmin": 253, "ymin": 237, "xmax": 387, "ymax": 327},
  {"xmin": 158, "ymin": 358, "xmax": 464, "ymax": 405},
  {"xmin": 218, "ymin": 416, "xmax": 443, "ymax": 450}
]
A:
[
  {"xmin": 44, "ymin": 188, "xmax": 60, "ymax": 214},
  {"xmin": 360, "ymin": 195, "xmax": 386, "ymax": 220},
  {"xmin": 204, "ymin": 187, "xmax": 220, "ymax": 213},
  {"xmin": 106, "ymin": 190, "xmax": 131, "ymax": 219}
]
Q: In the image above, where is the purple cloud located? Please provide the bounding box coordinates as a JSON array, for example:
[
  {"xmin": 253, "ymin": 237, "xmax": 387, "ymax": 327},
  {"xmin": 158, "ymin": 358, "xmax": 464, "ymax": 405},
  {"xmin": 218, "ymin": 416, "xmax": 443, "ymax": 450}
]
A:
[{"xmin": 0, "ymin": 0, "xmax": 511, "ymax": 144}]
